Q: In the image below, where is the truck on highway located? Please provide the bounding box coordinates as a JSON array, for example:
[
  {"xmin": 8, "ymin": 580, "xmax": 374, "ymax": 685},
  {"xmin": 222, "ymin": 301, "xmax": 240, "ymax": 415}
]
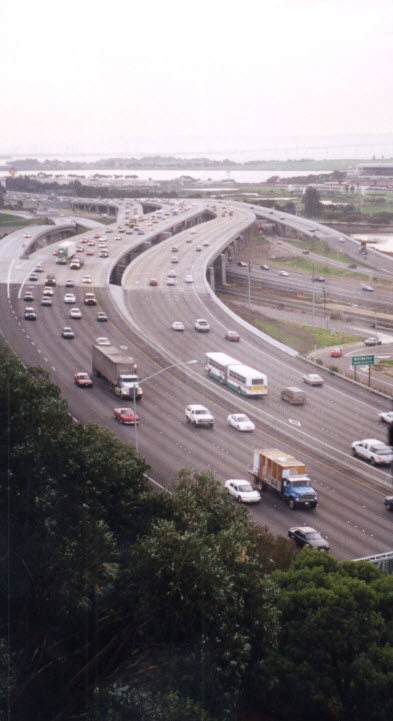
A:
[
  {"xmin": 92, "ymin": 345, "xmax": 142, "ymax": 400},
  {"xmin": 56, "ymin": 240, "xmax": 76, "ymax": 264},
  {"xmin": 249, "ymin": 448, "xmax": 318, "ymax": 510}
]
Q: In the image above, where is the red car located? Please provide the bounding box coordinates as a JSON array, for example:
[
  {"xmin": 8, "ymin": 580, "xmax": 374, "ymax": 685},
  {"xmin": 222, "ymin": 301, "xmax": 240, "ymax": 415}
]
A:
[
  {"xmin": 149, "ymin": 278, "xmax": 158, "ymax": 286},
  {"xmin": 330, "ymin": 348, "xmax": 342, "ymax": 357},
  {"xmin": 74, "ymin": 372, "xmax": 93, "ymax": 387},
  {"xmin": 113, "ymin": 407, "xmax": 140, "ymax": 424}
]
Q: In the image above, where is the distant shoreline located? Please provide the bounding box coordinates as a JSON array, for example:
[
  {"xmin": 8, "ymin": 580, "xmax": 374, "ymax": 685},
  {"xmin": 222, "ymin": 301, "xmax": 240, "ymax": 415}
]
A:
[{"xmin": 0, "ymin": 157, "xmax": 382, "ymax": 173}]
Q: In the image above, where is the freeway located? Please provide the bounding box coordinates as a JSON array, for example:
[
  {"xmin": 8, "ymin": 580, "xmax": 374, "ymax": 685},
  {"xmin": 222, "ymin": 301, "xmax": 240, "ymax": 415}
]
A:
[{"xmin": 1, "ymin": 197, "xmax": 393, "ymax": 562}]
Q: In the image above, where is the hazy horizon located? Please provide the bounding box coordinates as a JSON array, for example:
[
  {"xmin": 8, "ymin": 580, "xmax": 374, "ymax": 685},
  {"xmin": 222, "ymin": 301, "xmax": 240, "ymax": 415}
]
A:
[{"xmin": 3, "ymin": 1, "xmax": 393, "ymax": 158}]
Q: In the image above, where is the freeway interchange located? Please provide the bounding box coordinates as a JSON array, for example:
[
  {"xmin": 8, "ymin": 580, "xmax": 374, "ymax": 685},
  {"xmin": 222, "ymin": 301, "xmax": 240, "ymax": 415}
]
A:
[{"xmin": 1, "ymin": 197, "xmax": 393, "ymax": 562}]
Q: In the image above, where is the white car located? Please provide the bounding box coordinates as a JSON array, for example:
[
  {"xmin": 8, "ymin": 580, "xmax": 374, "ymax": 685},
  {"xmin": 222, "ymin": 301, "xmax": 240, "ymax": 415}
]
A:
[
  {"xmin": 167, "ymin": 278, "xmax": 176, "ymax": 286},
  {"xmin": 64, "ymin": 293, "xmax": 76, "ymax": 304},
  {"xmin": 194, "ymin": 318, "xmax": 210, "ymax": 332},
  {"xmin": 379, "ymin": 411, "xmax": 393, "ymax": 424},
  {"xmin": 202, "ymin": 240, "xmax": 209, "ymax": 246},
  {"xmin": 171, "ymin": 256, "xmax": 179, "ymax": 264},
  {"xmin": 172, "ymin": 321, "xmax": 184, "ymax": 331},
  {"xmin": 225, "ymin": 479, "xmax": 261, "ymax": 504},
  {"xmin": 190, "ymin": 229, "xmax": 197, "ymax": 234},
  {"xmin": 167, "ymin": 270, "xmax": 177, "ymax": 278},
  {"xmin": 95, "ymin": 337, "xmax": 111, "ymax": 346},
  {"xmin": 185, "ymin": 275, "xmax": 193, "ymax": 283},
  {"xmin": 69, "ymin": 307, "xmax": 82, "ymax": 319},
  {"xmin": 278, "ymin": 270, "xmax": 289, "ymax": 277},
  {"xmin": 185, "ymin": 404, "xmax": 214, "ymax": 428},
  {"xmin": 227, "ymin": 413, "xmax": 255, "ymax": 431},
  {"xmin": 351, "ymin": 439, "xmax": 393, "ymax": 465},
  {"xmin": 303, "ymin": 373, "xmax": 324, "ymax": 386},
  {"xmin": 82, "ymin": 276, "xmax": 92, "ymax": 284}
]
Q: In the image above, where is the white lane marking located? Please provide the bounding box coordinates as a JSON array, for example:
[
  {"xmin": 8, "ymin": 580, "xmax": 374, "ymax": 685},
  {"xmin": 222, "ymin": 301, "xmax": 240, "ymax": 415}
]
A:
[{"xmin": 288, "ymin": 419, "xmax": 302, "ymax": 426}]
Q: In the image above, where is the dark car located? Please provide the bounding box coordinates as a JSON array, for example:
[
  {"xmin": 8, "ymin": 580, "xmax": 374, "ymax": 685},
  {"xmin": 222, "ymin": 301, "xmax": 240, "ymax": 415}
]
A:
[
  {"xmin": 348, "ymin": 263, "xmax": 357, "ymax": 269},
  {"xmin": 384, "ymin": 496, "xmax": 393, "ymax": 511},
  {"xmin": 45, "ymin": 275, "xmax": 56, "ymax": 287},
  {"xmin": 288, "ymin": 526, "xmax": 330, "ymax": 551}
]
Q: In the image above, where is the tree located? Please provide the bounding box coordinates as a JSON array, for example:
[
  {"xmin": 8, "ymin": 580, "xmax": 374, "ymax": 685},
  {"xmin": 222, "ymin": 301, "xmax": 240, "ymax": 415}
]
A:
[
  {"xmin": 303, "ymin": 187, "xmax": 322, "ymax": 217},
  {"xmin": 259, "ymin": 553, "xmax": 393, "ymax": 721}
]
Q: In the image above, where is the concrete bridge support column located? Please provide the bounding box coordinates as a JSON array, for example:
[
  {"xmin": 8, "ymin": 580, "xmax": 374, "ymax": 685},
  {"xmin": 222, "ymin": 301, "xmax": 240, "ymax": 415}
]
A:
[
  {"xmin": 208, "ymin": 265, "xmax": 215, "ymax": 291},
  {"xmin": 220, "ymin": 253, "xmax": 227, "ymax": 284}
]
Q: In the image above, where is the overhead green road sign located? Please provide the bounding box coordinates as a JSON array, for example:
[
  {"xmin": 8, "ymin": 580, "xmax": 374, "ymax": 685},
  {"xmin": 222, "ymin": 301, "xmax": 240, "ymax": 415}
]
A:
[{"xmin": 352, "ymin": 355, "xmax": 375, "ymax": 366}]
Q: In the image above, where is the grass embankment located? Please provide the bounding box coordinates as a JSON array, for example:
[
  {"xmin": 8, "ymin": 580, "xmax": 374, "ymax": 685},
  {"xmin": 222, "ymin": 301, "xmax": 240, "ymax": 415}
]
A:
[
  {"xmin": 0, "ymin": 212, "xmax": 29, "ymax": 226},
  {"xmin": 374, "ymin": 359, "xmax": 393, "ymax": 375},
  {"xmin": 222, "ymin": 301, "xmax": 362, "ymax": 354}
]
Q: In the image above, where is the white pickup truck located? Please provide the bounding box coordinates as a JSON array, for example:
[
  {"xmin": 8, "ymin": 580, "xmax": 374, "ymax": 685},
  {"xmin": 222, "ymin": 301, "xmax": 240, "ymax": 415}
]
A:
[
  {"xmin": 185, "ymin": 404, "xmax": 214, "ymax": 428},
  {"xmin": 351, "ymin": 438, "xmax": 393, "ymax": 465}
]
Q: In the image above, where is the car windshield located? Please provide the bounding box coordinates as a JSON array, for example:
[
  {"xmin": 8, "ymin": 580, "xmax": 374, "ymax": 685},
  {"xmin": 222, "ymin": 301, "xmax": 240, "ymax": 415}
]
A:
[
  {"xmin": 304, "ymin": 532, "xmax": 320, "ymax": 541},
  {"xmin": 78, "ymin": 373, "xmax": 88, "ymax": 379},
  {"xmin": 239, "ymin": 483, "xmax": 254, "ymax": 492},
  {"xmin": 234, "ymin": 415, "xmax": 248, "ymax": 422}
]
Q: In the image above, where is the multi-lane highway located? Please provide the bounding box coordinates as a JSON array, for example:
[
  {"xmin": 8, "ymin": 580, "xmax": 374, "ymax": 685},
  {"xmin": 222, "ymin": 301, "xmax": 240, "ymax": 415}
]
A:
[{"xmin": 1, "ymin": 197, "xmax": 393, "ymax": 562}]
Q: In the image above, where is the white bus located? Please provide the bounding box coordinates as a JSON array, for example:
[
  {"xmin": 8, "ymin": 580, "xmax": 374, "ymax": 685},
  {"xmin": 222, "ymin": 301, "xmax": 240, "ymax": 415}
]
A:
[{"xmin": 205, "ymin": 352, "xmax": 268, "ymax": 397}]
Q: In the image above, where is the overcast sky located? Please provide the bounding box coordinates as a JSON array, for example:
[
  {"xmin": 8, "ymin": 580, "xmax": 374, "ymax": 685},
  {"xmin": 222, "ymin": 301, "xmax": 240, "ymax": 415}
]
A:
[{"xmin": 2, "ymin": 0, "xmax": 393, "ymax": 157}]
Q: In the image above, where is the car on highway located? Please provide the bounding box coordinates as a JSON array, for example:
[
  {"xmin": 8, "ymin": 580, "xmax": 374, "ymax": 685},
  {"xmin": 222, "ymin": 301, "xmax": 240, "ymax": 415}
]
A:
[
  {"xmin": 194, "ymin": 318, "xmax": 210, "ymax": 332},
  {"xmin": 82, "ymin": 276, "xmax": 92, "ymax": 284},
  {"xmin": 330, "ymin": 348, "xmax": 342, "ymax": 357},
  {"xmin": 41, "ymin": 296, "xmax": 52, "ymax": 306},
  {"xmin": 45, "ymin": 275, "xmax": 56, "ymax": 286},
  {"xmin": 171, "ymin": 246, "xmax": 178, "ymax": 252},
  {"xmin": 171, "ymin": 321, "xmax": 185, "ymax": 331},
  {"xmin": 185, "ymin": 275, "xmax": 193, "ymax": 283},
  {"xmin": 29, "ymin": 273, "xmax": 38, "ymax": 281},
  {"xmin": 364, "ymin": 337, "xmax": 381, "ymax": 346},
  {"xmin": 338, "ymin": 237, "xmax": 346, "ymax": 242},
  {"xmin": 34, "ymin": 264, "xmax": 44, "ymax": 273},
  {"xmin": 76, "ymin": 246, "xmax": 84, "ymax": 253},
  {"xmin": 84, "ymin": 293, "xmax": 97, "ymax": 305},
  {"xmin": 65, "ymin": 280, "xmax": 75, "ymax": 288},
  {"xmin": 362, "ymin": 285, "xmax": 374, "ymax": 292},
  {"xmin": 313, "ymin": 276, "xmax": 325, "ymax": 282},
  {"xmin": 166, "ymin": 278, "xmax": 176, "ymax": 286},
  {"xmin": 379, "ymin": 411, "xmax": 393, "ymax": 424},
  {"xmin": 237, "ymin": 260, "xmax": 247, "ymax": 267},
  {"xmin": 69, "ymin": 307, "xmax": 82, "ymax": 319},
  {"xmin": 86, "ymin": 250, "xmax": 94, "ymax": 256},
  {"xmin": 99, "ymin": 251, "xmax": 109, "ymax": 258},
  {"xmin": 348, "ymin": 263, "xmax": 357, "ymax": 269},
  {"xmin": 384, "ymin": 496, "xmax": 393, "ymax": 511},
  {"xmin": 190, "ymin": 229, "xmax": 197, "ymax": 234},
  {"xmin": 87, "ymin": 240, "xmax": 96, "ymax": 246},
  {"xmin": 43, "ymin": 288, "xmax": 54, "ymax": 297},
  {"xmin": 64, "ymin": 293, "xmax": 76, "ymax": 304},
  {"xmin": 96, "ymin": 337, "xmax": 111, "ymax": 346},
  {"xmin": 167, "ymin": 270, "xmax": 176, "ymax": 278},
  {"xmin": 62, "ymin": 326, "xmax": 75, "ymax": 339},
  {"xmin": 185, "ymin": 404, "xmax": 214, "ymax": 428},
  {"xmin": 74, "ymin": 372, "xmax": 93, "ymax": 388},
  {"xmin": 96, "ymin": 312, "xmax": 108, "ymax": 322},
  {"xmin": 196, "ymin": 245, "xmax": 202, "ymax": 252},
  {"xmin": 302, "ymin": 250, "xmax": 310, "ymax": 255},
  {"xmin": 260, "ymin": 264, "xmax": 270, "ymax": 270},
  {"xmin": 303, "ymin": 373, "xmax": 324, "ymax": 386},
  {"xmin": 227, "ymin": 413, "xmax": 255, "ymax": 432},
  {"xmin": 278, "ymin": 270, "xmax": 289, "ymax": 277},
  {"xmin": 24, "ymin": 233, "xmax": 32, "ymax": 238},
  {"xmin": 24, "ymin": 307, "xmax": 36, "ymax": 320},
  {"xmin": 203, "ymin": 240, "xmax": 209, "ymax": 246},
  {"xmin": 149, "ymin": 278, "xmax": 158, "ymax": 286},
  {"xmin": 351, "ymin": 439, "xmax": 393, "ymax": 465},
  {"xmin": 113, "ymin": 407, "xmax": 140, "ymax": 425},
  {"xmin": 23, "ymin": 291, "xmax": 34, "ymax": 301},
  {"xmin": 288, "ymin": 526, "xmax": 330, "ymax": 551},
  {"xmin": 171, "ymin": 256, "xmax": 179, "ymax": 264},
  {"xmin": 225, "ymin": 330, "xmax": 240, "ymax": 342},
  {"xmin": 225, "ymin": 479, "xmax": 261, "ymax": 504}
]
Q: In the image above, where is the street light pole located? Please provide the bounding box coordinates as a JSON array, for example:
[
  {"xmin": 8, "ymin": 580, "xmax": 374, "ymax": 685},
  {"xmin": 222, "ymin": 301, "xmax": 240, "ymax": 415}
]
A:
[{"xmin": 132, "ymin": 359, "xmax": 198, "ymax": 452}]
